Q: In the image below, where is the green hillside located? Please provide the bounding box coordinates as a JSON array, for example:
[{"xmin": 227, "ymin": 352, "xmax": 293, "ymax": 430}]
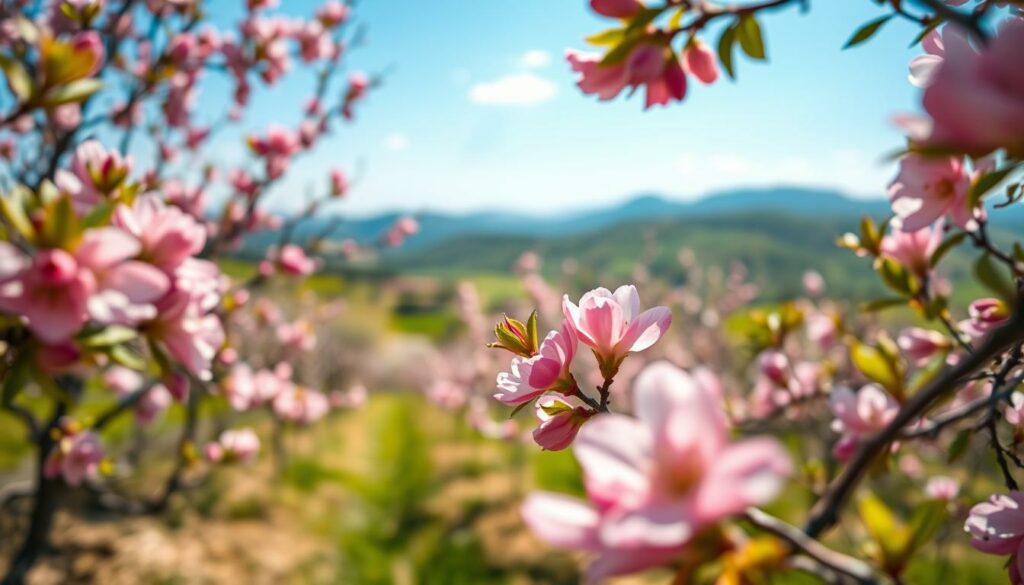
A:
[{"xmin": 391, "ymin": 212, "xmax": 981, "ymax": 303}]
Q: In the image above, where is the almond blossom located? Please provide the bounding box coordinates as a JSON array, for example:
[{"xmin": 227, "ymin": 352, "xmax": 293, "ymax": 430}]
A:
[
  {"xmin": 829, "ymin": 385, "xmax": 900, "ymax": 461},
  {"xmin": 562, "ymin": 285, "xmax": 671, "ymax": 377},
  {"xmin": 43, "ymin": 428, "xmax": 105, "ymax": 487},
  {"xmin": 205, "ymin": 427, "xmax": 261, "ymax": 464},
  {"xmin": 495, "ymin": 323, "xmax": 577, "ymax": 405},
  {"xmin": 522, "ymin": 362, "xmax": 791, "ymax": 582},
  {"xmin": 966, "ymin": 492, "xmax": 1024, "ymax": 584}
]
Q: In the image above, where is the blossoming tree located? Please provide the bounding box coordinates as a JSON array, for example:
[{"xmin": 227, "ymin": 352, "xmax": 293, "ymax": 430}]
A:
[
  {"xmin": 0, "ymin": 1, "xmax": 410, "ymax": 582},
  {"xmin": 486, "ymin": 0, "xmax": 1024, "ymax": 583}
]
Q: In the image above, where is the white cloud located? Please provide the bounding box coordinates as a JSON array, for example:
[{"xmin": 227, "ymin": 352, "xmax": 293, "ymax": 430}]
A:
[
  {"xmin": 519, "ymin": 50, "xmax": 551, "ymax": 69},
  {"xmin": 384, "ymin": 132, "xmax": 410, "ymax": 152},
  {"xmin": 469, "ymin": 73, "xmax": 557, "ymax": 106}
]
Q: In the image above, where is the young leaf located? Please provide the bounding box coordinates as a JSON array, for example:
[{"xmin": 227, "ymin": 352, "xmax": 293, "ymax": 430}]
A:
[
  {"xmin": 717, "ymin": 24, "xmax": 737, "ymax": 79},
  {"xmin": 40, "ymin": 78, "xmax": 103, "ymax": 107},
  {"xmin": 968, "ymin": 164, "xmax": 1020, "ymax": 210},
  {"xmin": 585, "ymin": 27, "xmax": 625, "ymax": 47},
  {"xmin": 737, "ymin": 15, "xmax": 766, "ymax": 60},
  {"xmin": 850, "ymin": 340, "xmax": 901, "ymax": 394},
  {"xmin": 930, "ymin": 232, "xmax": 966, "ymax": 268},
  {"xmin": 0, "ymin": 55, "xmax": 33, "ymax": 101},
  {"xmin": 843, "ymin": 15, "xmax": 893, "ymax": 49},
  {"xmin": 974, "ymin": 253, "xmax": 1017, "ymax": 305}
]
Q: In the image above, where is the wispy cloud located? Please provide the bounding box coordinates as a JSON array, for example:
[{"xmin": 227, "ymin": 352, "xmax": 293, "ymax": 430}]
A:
[
  {"xmin": 519, "ymin": 49, "xmax": 551, "ymax": 69},
  {"xmin": 469, "ymin": 73, "xmax": 557, "ymax": 106},
  {"xmin": 384, "ymin": 132, "xmax": 410, "ymax": 152}
]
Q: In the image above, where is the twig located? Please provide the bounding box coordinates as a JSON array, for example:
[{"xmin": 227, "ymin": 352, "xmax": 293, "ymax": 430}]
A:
[{"xmin": 745, "ymin": 508, "xmax": 883, "ymax": 585}]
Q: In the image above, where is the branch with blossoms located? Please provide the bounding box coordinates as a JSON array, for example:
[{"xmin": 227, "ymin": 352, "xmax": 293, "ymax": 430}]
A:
[
  {"xmin": 0, "ymin": 0, "xmax": 401, "ymax": 582},
  {"xmin": 489, "ymin": 1, "xmax": 1024, "ymax": 583}
]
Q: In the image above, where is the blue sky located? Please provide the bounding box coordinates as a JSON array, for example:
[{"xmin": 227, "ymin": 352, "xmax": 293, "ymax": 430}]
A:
[{"xmin": 195, "ymin": 0, "xmax": 931, "ymax": 216}]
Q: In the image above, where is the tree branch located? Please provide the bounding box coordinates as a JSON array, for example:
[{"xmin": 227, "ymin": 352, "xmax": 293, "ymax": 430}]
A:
[
  {"xmin": 805, "ymin": 305, "xmax": 1024, "ymax": 538},
  {"xmin": 745, "ymin": 508, "xmax": 883, "ymax": 585}
]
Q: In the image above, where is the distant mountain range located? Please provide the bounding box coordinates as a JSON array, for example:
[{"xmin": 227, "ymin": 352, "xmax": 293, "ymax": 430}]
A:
[{"xmin": 244, "ymin": 186, "xmax": 900, "ymax": 256}]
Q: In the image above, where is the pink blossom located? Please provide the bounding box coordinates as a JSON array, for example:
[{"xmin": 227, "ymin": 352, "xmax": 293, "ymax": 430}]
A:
[
  {"xmin": 532, "ymin": 395, "xmax": 591, "ymax": 451},
  {"xmin": 925, "ymin": 476, "xmax": 960, "ymax": 501},
  {"xmin": 44, "ymin": 428, "xmax": 104, "ymax": 486},
  {"xmin": 145, "ymin": 287, "xmax": 224, "ymax": 380},
  {"xmin": 589, "ymin": 0, "xmax": 641, "ymax": 18},
  {"xmin": 317, "ymin": 0, "xmax": 350, "ymax": 27},
  {"xmin": 268, "ymin": 244, "xmax": 317, "ymax": 276},
  {"xmin": 0, "ymin": 249, "xmax": 95, "ymax": 343},
  {"xmin": 223, "ymin": 363, "xmax": 258, "ymax": 411},
  {"xmin": 114, "ymin": 194, "xmax": 207, "ymax": 272},
  {"xmin": 1007, "ymin": 393, "xmax": 1024, "ymax": 426},
  {"xmin": 922, "ymin": 19, "xmax": 1024, "ymax": 156},
  {"xmin": 806, "ymin": 312, "xmax": 837, "ymax": 346},
  {"xmin": 75, "ymin": 227, "xmax": 170, "ymax": 326},
  {"xmin": 879, "ymin": 222, "xmax": 943, "ymax": 276},
  {"xmin": 962, "ymin": 298, "xmax": 1009, "ymax": 340},
  {"xmin": 329, "ymin": 383, "xmax": 367, "ymax": 409},
  {"xmin": 562, "ymin": 285, "xmax": 671, "ymax": 376},
  {"xmin": 909, "ymin": 28, "xmax": 946, "ymax": 88},
  {"xmin": 342, "ymin": 72, "xmax": 370, "ymax": 120},
  {"xmin": 276, "ymin": 319, "xmax": 317, "ymax": 352},
  {"xmin": 897, "ymin": 327, "xmax": 950, "ymax": 366},
  {"xmin": 965, "ymin": 492, "xmax": 1024, "ymax": 584},
  {"xmin": 522, "ymin": 362, "xmax": 790, "ymax": 581},
  {"xmin": 683, "ymin": 39, "xmax": 718, "ymax": 85},
  {"xmin": 889, "ymin": 155, "xmax": 975, "ymax": 232},
  {"xmin": 273, "ymin": 385, "xmax": 330, "ymax": 425},
  {"xmin": 64, "ymin": 140, "xmax": 133, "ymax": 213},
  {"xmin": 330, "ymin": 168, "xmax": 348, "ymax": 197},
  {"xmin": 71, "ymin": 31, "xmax": 104, "ymax": 78},
  {"xmin": 495, "ymin": 323, "xmax": 578, "ymax": 405},
  {"xmin": 802, "ymin": 270, "xmax": 825, "ymax": 296},
  {"xmin": 205, "ymin": 427, "xmax": 260, "ymax": 464},
  {"xmin": 829, "ymin": 385, "xmax": 899, "ymax": 461},
  {"xmin": 566, "ymin": 46, "xmax": 686, "ymax": 109}
]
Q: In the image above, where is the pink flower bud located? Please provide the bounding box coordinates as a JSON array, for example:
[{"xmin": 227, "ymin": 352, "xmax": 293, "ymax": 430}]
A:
[
  {"xmin": 683, "ymin": 39, "xmax": 719, "ymax": 85},
  {"xmin": 589, "ymin": 0, "xmax": 642, "ymax": 19}
]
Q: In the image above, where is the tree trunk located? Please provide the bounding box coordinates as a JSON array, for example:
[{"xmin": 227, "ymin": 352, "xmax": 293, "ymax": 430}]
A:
[{"xmin": 3, "ymin": 406, "xmax": 66, "ymax": 585}]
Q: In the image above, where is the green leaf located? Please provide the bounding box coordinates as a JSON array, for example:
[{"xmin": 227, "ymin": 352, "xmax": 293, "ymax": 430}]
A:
[
  {"xmin": 600, "ymin": 35, "xmax": 643, "ymax": 66},
  {"xmin": 41, "ymin": 194, "xmax": 81, "ymax": 249},
  {"xmin": 859, "ymin": 494, "xmax": 901, "ymax": 559},
  {"xmin": 930, "ymin": 232, "xmax": 966, "ymax": 268},
  {"xmin": 81, "ymin": 199, "xmax": 115, "ymax": 229},
  {"xmin": 737, "ymin": 15, "xmax": 766, "ymax": 61},
  {"xmin": 974, "ymin": 254, "xmax": 1017, "ymax": 305},
  {"xmin": 843, "ymin": 15, "xmax": 893, "ymax": 49},
  {"xmin": 585, "ymin": 27, "xmax": 625, "ymax": 47},
  {"xmin": 969, "ymin": 164, "xmax": 1020, "ymax": 210},
  {"xmin": 0, "ymin": 190, "xmax": 35, "ymax": 242},
  {"xmin": 909, "ymin": 21, "xmax": 941, "ymax": 47},
  {"xmin": 947, "ymin": 429, "xmax": 972, "ymax": 463},
  {"xmin": 1, "ymin": 349, "xmax": 32, "ymax": 405},
  {"xmin": 508, "ymin": 400, "xmax": 532, "ymax": 419},
  {"xmin": 668, "ymin": 6, "xmax": 685, "ymax": 30},
  {"xmin": 878, "ymin": 258, "xmax": 917, "ymax": 296},
  {"xmin": 903, "ymin": 500, "xmax": 948, "ymax": 559},
  {"xmin": 625, "ymin": 7, "xmax": 664, "ymax": 33},
  {"xmin": 860, "ymin": 298, "xmax": 907, "ymax": 313},
  {"xmin": 0, "ymin": 55, "xmax": 33, "ymax": 101},
  {"xmin": 850, "ymin": 340, "xmax": 901, "ymax": 394},
  {"xmin": 40, "ymin": 78, "xmax": 103, "ymax": 107},
  {"xmin": 717, "ymin": 24, "xmax": 737, "ymax": 79},
  {"xmin": 108, "ymin": 344, "xmax": 146, "ymax": 370},
  {"xmin": 80, "ymin": 326, "xmax": 138, "ymax": 348},
  {"xmin": 526, "ymin": 310, "xmax": 539, "ymax": 352}
]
